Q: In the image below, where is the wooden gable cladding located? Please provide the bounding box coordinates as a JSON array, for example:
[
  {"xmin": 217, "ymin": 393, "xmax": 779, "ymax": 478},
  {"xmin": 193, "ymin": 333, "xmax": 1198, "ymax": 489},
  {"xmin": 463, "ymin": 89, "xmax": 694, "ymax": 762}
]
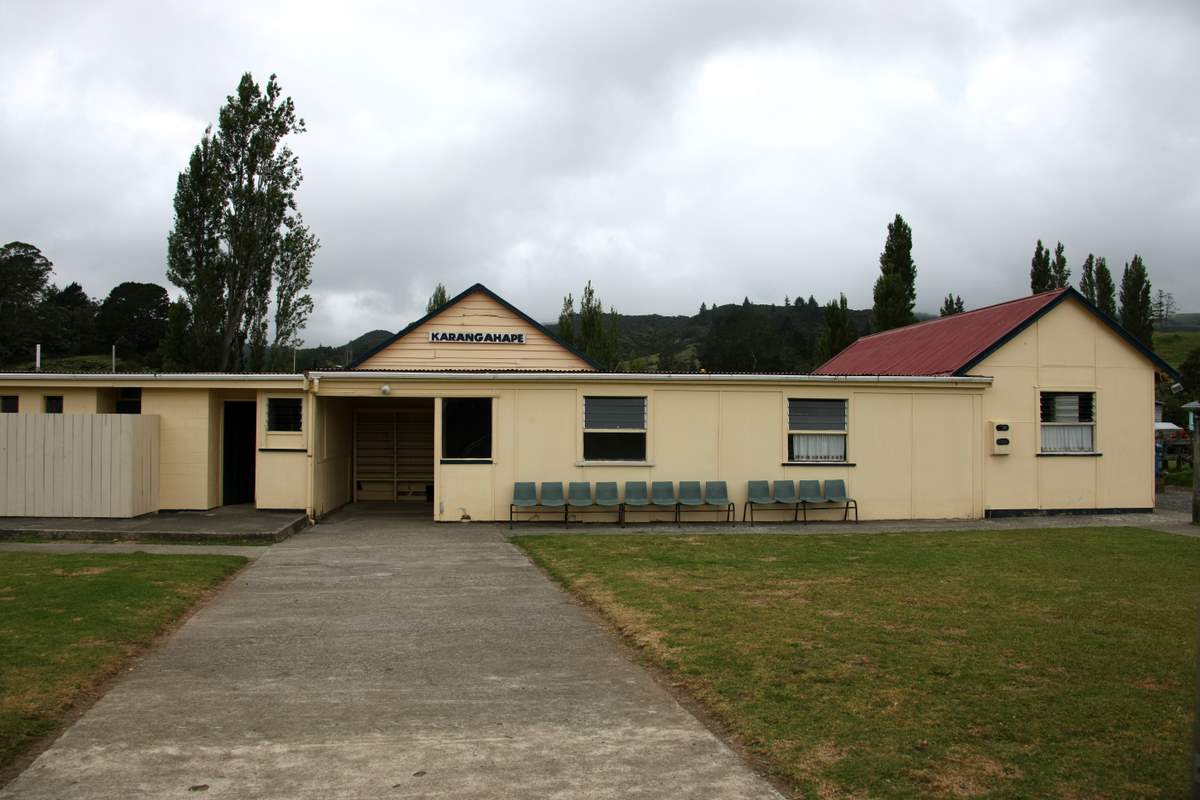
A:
[{"xmin": 356, "ymin": 287, "xmax": 596, "ymax": 371}]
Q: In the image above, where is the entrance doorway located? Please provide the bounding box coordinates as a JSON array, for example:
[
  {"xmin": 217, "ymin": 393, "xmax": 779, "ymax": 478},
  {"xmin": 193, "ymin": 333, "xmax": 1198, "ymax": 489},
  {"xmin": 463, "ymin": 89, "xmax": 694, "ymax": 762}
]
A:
[
  {"xmin": 223, "ymin": 401, "xmax": 257, "ymax": 505},
  {"xmin": 353, "ymin": 399, "xmax": 434, "ymax": 503}
]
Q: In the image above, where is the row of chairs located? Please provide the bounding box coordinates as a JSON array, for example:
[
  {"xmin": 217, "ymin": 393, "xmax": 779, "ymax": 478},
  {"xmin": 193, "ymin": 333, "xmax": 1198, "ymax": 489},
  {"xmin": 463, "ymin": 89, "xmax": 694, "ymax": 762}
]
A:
[
  {"xmin": 744, "ymin": 480, "xmax": 858, "ymax": 523},
  {"xmin": 510, "ymin": 481, "xmax": 735, "ymax": 528},
  {"xmin": 509, "ymin": 479, "xmax": 858, "ymax": 528}
]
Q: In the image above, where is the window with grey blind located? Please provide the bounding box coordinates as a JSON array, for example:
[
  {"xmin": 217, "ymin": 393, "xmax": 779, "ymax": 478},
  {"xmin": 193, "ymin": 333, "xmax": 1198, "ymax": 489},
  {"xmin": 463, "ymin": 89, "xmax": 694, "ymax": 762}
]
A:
[
  {"xmin": 583, "ymin": 396, "xmax": 646, "ymax": 461},
  {"xmin": 267, "ymin": 398, "xmax": 303, "ymax": 432},
  {"xmin": 787, "ymin": 399, "xmax": 847, "ymax": 462},
  {"xmin": 1040, "ymin": 391, "xmax": 1095, "ymax": 452}
]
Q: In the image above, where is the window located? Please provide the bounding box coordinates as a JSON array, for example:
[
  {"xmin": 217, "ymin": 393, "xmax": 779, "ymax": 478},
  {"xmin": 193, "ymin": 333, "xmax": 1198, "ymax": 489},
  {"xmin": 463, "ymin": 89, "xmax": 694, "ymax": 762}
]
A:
[
  {"xmin": 44, "ymin": 395, "xmax": 63, "ymax": 414},
  {"xmin": 0, "ymin": 396, "xmax": 16, "ymax": 413},
  {"xmin": 1040, "ymin": 392, "xmax": 1095, "ymax": 452},
  {"xmin": 583, "ymin": 396, "xmax": 647, "ymax": 461},
  {"xmin": 266, "ymin": 397, "xmax": 303, "ymax": 432},
  {"xmin": 787, "ymin": 399, "xmax": 847, "ymax": 462},
  {"xmin": 115, "ymin": 388, "xmax": 141, "ymax": 414},
  {"xmin": 443, "ymin": 398, "xmax": 492, "ymax": 459}
]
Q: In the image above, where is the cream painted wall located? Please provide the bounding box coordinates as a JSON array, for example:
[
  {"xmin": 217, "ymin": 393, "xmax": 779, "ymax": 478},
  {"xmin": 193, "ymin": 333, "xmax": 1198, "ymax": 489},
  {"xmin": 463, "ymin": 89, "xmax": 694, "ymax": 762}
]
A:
[
  {"xmin": 4, "ymin": 388, "xmax": 100, "ymax": 414},
  {"xmin": 313, "ymin": 396, "xmax": 353, "ymax": 517},
  {"xmin": 311, "ymin": 377, "xmax": 988, "ymax": 523},
  {"xmin": 141, "ymin": 388, "xmax": 217, "ymax": 510},
  {"xmin": 975, "ymin": 296, "xmax": 1156, "ymax": 512},
  {"xmin": 256, "ymin": 390, "xmax": 308, "ymax": 510},
  {"xmin": 356, "ymin": 289, "xmax": 594, "ymax": 371}
]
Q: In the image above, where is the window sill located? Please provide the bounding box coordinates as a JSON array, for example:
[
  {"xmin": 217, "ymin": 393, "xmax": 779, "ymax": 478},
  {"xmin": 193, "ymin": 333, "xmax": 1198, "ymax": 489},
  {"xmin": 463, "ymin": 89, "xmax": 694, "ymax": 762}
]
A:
[
  {"xmin": 782, "ymin": 461, "xmax": 856, "ymax": 467},
  {"xmin": 1036, "ymin": 452, "xmax": 1102, "ymax": 457},
  {"xmin": 440, "ymin": 459, "xmax": 493, "ymax": 465},
  {"xmin": 576, "ymin": 460, "xmax": 655, "ymax": 467}
]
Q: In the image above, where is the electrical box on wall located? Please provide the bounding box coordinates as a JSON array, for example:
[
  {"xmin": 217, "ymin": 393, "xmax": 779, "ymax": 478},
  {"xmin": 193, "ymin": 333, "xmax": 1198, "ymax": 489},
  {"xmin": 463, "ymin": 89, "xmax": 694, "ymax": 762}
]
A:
[{"xmin": 991, "ymin": 421, "xmax": 1011, "ymax": 455}]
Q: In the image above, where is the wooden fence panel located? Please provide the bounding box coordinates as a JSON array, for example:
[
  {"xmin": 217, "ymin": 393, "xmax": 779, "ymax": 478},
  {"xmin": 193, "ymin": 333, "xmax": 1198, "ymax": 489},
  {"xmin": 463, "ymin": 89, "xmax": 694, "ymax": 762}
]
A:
[{"xmin": 0, "ymin": 414, "xmax": 161, "ymax": 518}]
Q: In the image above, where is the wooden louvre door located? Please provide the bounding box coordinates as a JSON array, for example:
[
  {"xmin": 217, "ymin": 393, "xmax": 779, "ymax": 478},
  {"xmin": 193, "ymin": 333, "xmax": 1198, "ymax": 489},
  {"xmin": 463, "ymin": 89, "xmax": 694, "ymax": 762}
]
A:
[{"xmin": 353, "ymin": 400, "xmax": 433, "ymax": 502}]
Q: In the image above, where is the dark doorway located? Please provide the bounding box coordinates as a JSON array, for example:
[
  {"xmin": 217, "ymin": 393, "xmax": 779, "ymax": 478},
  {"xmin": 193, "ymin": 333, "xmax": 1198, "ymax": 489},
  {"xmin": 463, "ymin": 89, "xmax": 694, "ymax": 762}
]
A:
[{"xmin": 223, "ymin": 401, "xmax": 257, "ymax": 505}]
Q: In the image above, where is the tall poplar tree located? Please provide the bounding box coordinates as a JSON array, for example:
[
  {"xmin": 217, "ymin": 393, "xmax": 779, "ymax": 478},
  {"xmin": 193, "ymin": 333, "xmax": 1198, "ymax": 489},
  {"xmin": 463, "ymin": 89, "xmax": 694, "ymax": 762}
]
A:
[
  {"xmin": 1094, "ymin": 256, "xmax": 1117, "ymax": 317},
  {"xmin": 165, "ymin": 73, "xmax": 318, "ymax": 372},
  {"xmin": 1029, "ymin": 240, "xmax": 1052, "ymax": 293},
  {"xmin": 871, "ymin": 214, "xmax": 917, "ymax": 332},
  {"xmin": 1078, "ymin": 254, "xmax": 1096, "ymax": 304},
  {"xmin": 1049, "ymin": 241, "xmax": 1070, "ymax": 288},
  {"xmin": 1118, "ymin": 255, "xmax": 1153, "ymax": 347}
]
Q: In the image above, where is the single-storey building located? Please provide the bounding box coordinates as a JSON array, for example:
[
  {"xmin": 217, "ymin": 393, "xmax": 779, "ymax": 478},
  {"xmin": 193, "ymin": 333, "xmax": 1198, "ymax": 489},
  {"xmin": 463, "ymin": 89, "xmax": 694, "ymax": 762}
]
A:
[{"xmin": 0, "ymin": 283, "xmax": 1180, "ymax": 522}]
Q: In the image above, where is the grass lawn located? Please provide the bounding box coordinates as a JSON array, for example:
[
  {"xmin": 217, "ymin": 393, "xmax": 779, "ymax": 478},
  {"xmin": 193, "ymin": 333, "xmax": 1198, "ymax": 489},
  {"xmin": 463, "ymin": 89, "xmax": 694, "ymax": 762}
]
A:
[
  {"xmin": 515, "ymin": 528, "xmax": 1200, "ymax": 799},
  {"xmin": 0, "ymin": 551, "xmax": 246, "ymax": 773}
]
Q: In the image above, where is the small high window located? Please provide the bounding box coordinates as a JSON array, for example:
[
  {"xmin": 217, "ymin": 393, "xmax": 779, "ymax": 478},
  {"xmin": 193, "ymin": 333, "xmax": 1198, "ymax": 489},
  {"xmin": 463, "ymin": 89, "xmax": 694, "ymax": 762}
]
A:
[
  {"xmin": 1, "ymin": 396, "xmax": 16, "ymax": 413},
  {"xmin": 442, "ymin": 398, "xmax": 492, "ymax": 460},
  {"xmin": 787, "ymin": 399, "xmax": 847, "ymax": 462},
  {"xmin": 44, "ymin": 395, "xmax": 63, "ymax": 414},
  {"xmin": 1040, "ymin": 392, "xmax": 1095, "ymax": 453},
  {"xmin": 583, "ymin": 396, "xmax": 647, "ymax": 461},
  {"xmin": 115, "ymin": 387, "xmax": 141, "ymax": 414},
  {"xmin": 267, "ymin": 397, "xmax": 303, "ymax": 432}
]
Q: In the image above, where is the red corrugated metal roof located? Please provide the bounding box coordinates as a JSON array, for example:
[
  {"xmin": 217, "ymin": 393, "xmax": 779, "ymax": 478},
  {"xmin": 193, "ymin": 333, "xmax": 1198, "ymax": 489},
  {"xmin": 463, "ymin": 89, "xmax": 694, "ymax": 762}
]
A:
[{"xmin": 814, "ymin": 289, "xmax": 1069, "ymax": 376}]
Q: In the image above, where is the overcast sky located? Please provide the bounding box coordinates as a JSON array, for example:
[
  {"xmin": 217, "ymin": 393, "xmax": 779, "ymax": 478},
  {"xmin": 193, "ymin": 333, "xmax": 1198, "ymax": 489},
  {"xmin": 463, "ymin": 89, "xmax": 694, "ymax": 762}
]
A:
[{"xmin": 2, "ymin": 1, "xmax": 1197, "ymax": 346}]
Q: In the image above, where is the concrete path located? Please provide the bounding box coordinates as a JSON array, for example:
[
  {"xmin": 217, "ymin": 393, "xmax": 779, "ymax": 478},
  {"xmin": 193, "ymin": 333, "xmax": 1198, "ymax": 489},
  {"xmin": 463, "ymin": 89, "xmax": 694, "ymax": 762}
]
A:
[{"xmin": 2, "ymin": 510, "xmax": 780, "ymax": 799}]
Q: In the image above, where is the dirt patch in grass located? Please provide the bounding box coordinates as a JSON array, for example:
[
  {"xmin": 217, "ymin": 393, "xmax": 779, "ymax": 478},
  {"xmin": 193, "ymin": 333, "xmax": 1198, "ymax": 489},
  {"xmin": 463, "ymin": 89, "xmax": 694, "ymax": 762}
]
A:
[
  {"xmin": 51, "ymin": 567, "xmax": 113, "ymax": 577},
  {"xmin": 923, "ymin": 751, "xmax": 1023, "ymax": 798},
  {"xmin": 573, "ymin": 575, "xmax": 678, "ymax": 661}
]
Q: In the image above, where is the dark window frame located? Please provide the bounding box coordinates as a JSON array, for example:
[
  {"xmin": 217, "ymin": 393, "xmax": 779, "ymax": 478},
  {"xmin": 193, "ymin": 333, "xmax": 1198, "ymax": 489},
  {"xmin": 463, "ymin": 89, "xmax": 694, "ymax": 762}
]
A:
[
  {"xmin": 115, "ymin": 387, "xmax": 142, "ymax": 415},
  {"xmin": 583, "ymin": 396, "xmax": 648, "ymax": 462},
  {"xmin": 1039, "ymin": 391, "xmax": 1096, "ymax": 453},
  {"xmin": 786, "ymin": 398, "xmax": 848, "ymax": 462},
  {"xmin": 0, "ymin": 396, "xmax": 17, "ymax": 413},
  {"xmin": 266, "ymin": 397, "xmax": 303, "ymax": 432},
  {"xmin": 44, "ymin": 395, "xmax": 64, "ymax": 414},
  {"xmin": 442, "ymin": 397, "xmax": 493, "ymax": 460}
]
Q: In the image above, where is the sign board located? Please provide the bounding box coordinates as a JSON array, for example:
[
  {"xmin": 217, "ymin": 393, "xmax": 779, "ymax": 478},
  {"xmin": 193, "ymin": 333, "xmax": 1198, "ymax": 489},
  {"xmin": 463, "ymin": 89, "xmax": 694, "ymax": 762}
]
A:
[{"xmin": 428, "ymin": 331, "xmax": 526, "ymax": 344}]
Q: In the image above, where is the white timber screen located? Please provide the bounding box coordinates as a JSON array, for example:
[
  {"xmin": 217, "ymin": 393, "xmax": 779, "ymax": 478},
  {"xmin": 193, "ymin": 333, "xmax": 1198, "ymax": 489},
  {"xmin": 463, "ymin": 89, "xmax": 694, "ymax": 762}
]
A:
[{"xmin": 0, "ymin": 414, "xmax": 160, "ymax": 518}]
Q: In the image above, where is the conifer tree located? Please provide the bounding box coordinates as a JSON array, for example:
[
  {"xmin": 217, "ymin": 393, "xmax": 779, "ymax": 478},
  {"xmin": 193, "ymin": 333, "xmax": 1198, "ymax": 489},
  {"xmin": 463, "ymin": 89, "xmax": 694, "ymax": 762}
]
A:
[
  {"xmin": 871, "ymin": 214, "xmax": 917, "ymax": 332},
  {"xmin": 556, "ymin": 293, "xmax": 576, "ymax": 348},
  {"xmin": 1029, "ymin": 240, "xmax": 1052, "ymax": 293},
  {"xmin": 1094, "ymin": 256, "xmax": 1117, "ymax": 317},
  {"xmin": 939, "ymin": 293, "xmax": 965, "ymax": 316},
  {"xmin": 1078, "ymin": 254, "xmax": 1096, "ymax": 304},
  {"xmin": 1050, "ymin": 241, "xmax": 1070, "ymax": 288},
  {"xmin": 816, "ymin": 294, "xmax": 858, "ymax": 362},
  {"xmin": 1118, "ymin": 255, "xmax": 1153, "ymax": 347}
]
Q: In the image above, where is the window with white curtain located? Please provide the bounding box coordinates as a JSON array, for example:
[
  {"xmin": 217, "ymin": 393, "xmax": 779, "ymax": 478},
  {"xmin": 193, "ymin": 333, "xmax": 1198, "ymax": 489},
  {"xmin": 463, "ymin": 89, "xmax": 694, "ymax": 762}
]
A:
[
  {"xmin": 1040, "ymin": 392, "xmax": 1095, "ymax": 453},
  {"xmin": 787, "ymin": 399, "xmax": 848, "ymax": 462}
]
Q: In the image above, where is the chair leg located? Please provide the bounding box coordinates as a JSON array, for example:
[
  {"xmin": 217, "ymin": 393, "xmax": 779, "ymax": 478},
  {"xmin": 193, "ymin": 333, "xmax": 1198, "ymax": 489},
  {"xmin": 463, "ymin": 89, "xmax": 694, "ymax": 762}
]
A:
[
  {"xmin": 728, "ymin": 503, "xmax": 735, "ymax": 526},
  {"xmin": 801, "ymin": 502, "xmax": 807, "ymax": 525},
  {"xmin": 510, "ymin": 504, "xmax": 514, "ymax": 530}
]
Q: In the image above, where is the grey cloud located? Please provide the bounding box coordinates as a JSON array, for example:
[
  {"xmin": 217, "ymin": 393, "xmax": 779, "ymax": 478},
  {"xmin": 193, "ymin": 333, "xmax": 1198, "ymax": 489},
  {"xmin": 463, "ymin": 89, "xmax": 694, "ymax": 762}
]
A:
[{"xmin": 1, "ymin": 0, "xmax": 1196, "ymax": 347}]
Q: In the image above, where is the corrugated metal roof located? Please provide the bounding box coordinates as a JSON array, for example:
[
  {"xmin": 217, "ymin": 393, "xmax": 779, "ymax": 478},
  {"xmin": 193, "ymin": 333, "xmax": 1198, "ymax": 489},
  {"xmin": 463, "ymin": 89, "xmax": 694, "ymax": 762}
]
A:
[{"xmin": 814, "ymin": 289, "xmax": 1069, "ymax": 376}]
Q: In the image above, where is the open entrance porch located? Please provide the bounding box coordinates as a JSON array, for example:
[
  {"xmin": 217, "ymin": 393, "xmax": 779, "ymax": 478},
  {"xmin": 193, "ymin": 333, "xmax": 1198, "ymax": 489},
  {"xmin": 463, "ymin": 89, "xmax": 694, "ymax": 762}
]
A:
[{"xmin": 312, "ymin": 396, "xmax": 436, "ymax": 518}]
